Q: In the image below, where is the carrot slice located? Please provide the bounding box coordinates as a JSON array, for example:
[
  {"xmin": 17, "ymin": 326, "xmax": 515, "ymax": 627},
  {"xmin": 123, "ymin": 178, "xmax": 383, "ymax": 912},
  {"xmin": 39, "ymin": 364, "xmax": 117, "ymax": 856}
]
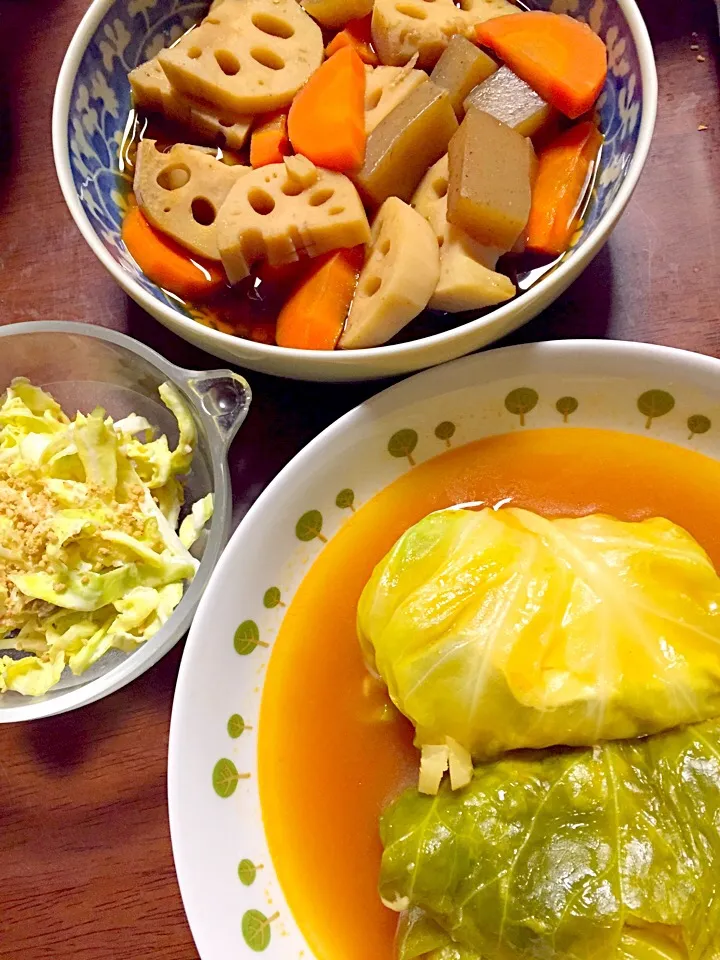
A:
[
  {"xmin": 325, "ymin": 16, "xmax": 378, "ymax": 65},
  {"xmin": 276, "ymin": 246, "xmax": 365, "ymax": 350},
  {"xmin": 526, "ymin": 120, "xmax": 603, "ymax": 256},
  {"xmin": 121, "ymin": 206, "xmax": 225, "ymax": 300},
  {"xmin": 476, "ymin": 12, "xmax": 607, "ymax": 120},
  {"xmin": 288, "ymin": 47, "xmax": 367, "ymax": 172},
  {"xmin": 250, "ymin": 111, "xmax": 290, "ymax": 168}
]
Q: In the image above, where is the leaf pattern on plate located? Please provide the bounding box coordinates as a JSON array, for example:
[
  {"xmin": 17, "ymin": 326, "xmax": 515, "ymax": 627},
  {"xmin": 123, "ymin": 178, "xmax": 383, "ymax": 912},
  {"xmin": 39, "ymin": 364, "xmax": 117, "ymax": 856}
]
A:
[
  {"xmin": 263, "ymin": 587, "xmax": 284, "ymax": 609},
  {"xmin": 434, "ymin": 422, "xmax": 456, "ymax": 447},
  {"xmin": 335, "ymin": 488, "xmax": 356, "ymax": 511},
  {"xmin": 505, "ymin": 388, "xmax": 539, "ymax": 426},
  {"xmin": 688, "ymin": 415, "xmax": 711, "ymax": 440},
  {"xmin": 295, "ymin": 510, "xmax": 327, "ymax": 543},
  {"xmin": 228, "ymin": 714, "xmax": 249, "ymax": 739},
  {"xmin": 238, "ymin": 859, "xmax": 260, "ymax": 886},
  {"xmin": 556, "ymin": 397, "xmax": 579, "ymax": 422},
  {"xmin": 388, "ymin": 429, "xmax": 419, "ymax": 466},
  {"xmin": 234, "ymin": 621, "xmax": 268, "ymax": 656},
  {"xmin": 242, "ymin": 910, "xmax": 279, "ymax": 951},
  {"xmin": 637, "ymin": 390, "xmax": 675, "ymax": 429},
  {"xmin": 212, "ymin": 758, "xmax": 248, "ymax": 799}
]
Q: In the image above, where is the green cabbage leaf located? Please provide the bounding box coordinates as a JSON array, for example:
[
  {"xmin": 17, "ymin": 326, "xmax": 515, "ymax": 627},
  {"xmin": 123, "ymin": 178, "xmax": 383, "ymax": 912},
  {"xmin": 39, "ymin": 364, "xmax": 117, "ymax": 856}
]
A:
[
  {"xmin": 359, "ymin": 508, "xmax": 720, "ymax": 760},
  {"xmin": 410, "ymin": 926, "xmax": 686, "ymax": 960},
  {"xmin": 399, "ymin": 905, "xmax": 688, "ymax": 960},
  {"xmin": 380, "ymin": 719, "xmax": 720, "ymax": 960}
]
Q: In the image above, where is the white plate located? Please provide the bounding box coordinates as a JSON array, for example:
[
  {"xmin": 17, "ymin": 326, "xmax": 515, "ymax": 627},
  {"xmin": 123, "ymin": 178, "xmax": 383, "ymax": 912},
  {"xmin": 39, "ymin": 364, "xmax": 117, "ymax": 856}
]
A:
[{"xmin": 168, "ymin": 340, "xmax": 720, "ymax": 958}]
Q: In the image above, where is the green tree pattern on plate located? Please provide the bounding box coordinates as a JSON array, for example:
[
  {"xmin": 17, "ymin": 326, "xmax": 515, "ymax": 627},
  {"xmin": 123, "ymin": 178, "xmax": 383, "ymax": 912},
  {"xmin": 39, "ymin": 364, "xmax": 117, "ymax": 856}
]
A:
[
  {"xmin": 228, "ymin": 714, "xmax": 250, "ymax": 739},
  {"xmin": 242, "ymin": 910, "xmax": 279, "ymax": 952},
  {"xmin": 238, "ymin": 859, "xmax": 262, "ymax": 886},
  {"xmin": 688, "ymin": 414, "xmax": 711, "ymax": 440},
  {"xmin": 388, "ymin": 429, "xmax": 419, "ymax": 466},
  {"xmin": 435, "ymin": 421, "xmax": 456, "ymax": 447},
  {"xmin": 556, "ymin": 396, "xmax": 579, "ymax": 422},
  {"xmin": 212, "ymin": 758, "xmax": 249, "ymax": 798},
  {"xmin": 234, "ymin": 620, "xmax": 268, "ymax": 656},
  {"xmin": 637, "ymin": 390, "xmax": 675, "ymax": 429},
  {"xmin": 505, "ymin": 388, "xmax": 538, "ymax": 426},
  {"xmin": 296, "ymin": 510, "xmax": 327, "ymax": 543},
  {"xmin": 335, "ymin": 488, "xmax": 356, "ymax": 511},
  {"xmin": 263, "ymin": 587, "xmax": 284, "ymax": 609}
]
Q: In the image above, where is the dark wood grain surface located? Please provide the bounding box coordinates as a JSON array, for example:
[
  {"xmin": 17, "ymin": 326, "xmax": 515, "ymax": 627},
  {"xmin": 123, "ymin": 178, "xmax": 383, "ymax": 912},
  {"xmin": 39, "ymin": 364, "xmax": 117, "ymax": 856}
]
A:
[{"xmin": 0, "ymin": 1, "xmax": 719, "ymax": 957}]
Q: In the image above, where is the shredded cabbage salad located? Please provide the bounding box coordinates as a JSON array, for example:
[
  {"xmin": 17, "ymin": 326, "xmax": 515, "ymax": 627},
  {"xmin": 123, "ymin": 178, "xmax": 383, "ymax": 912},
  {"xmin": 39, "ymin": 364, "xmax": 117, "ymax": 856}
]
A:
[{"xmin": 0, "ymin": 378, "xmax": 213, "ymax": 697}]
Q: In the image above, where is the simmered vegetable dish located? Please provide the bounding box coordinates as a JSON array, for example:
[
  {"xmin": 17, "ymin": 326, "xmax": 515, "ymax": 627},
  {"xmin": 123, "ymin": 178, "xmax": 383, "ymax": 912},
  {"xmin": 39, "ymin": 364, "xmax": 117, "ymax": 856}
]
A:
[{"xmin": 122, "ymin": 0, "xmax": 608, "ymax": 349}]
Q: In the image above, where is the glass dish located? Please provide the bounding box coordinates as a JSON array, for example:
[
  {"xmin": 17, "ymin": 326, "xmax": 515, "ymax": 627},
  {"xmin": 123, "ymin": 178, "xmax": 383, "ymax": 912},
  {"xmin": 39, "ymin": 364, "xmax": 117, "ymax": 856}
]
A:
[{"xmin": 0, "ymin": 321, "xmax": 251, "ymax": 722}]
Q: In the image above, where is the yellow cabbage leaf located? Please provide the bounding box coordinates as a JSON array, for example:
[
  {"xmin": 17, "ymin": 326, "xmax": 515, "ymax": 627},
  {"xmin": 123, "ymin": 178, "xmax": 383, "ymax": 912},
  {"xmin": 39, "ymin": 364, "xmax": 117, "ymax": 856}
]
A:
[{"xmin": 359, "ymin": 508, "xmax": 720, "ymax": 759}]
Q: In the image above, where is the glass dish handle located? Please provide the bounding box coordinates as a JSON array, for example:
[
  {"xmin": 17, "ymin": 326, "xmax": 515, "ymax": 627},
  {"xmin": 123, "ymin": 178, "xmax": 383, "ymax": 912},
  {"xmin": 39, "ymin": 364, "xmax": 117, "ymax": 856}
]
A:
[{"xmin": 183, "ymin": 370, "xmax": 252, "ymax": 450}]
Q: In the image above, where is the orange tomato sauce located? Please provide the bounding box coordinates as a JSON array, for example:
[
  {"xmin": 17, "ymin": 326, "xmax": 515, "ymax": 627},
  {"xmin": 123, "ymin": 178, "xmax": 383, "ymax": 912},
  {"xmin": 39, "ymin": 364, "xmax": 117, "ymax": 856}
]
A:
[{"xmin": 259, "ymin": 428, "xmax": 720, "ymax": 960}]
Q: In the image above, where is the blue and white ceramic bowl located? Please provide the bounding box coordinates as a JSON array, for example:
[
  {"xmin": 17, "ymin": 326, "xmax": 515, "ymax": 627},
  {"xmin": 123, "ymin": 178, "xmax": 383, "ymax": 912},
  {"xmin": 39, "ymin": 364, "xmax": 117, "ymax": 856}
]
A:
[{"xmin": 53, "ymin": 0, "xmax": 657, "ymax": 382}]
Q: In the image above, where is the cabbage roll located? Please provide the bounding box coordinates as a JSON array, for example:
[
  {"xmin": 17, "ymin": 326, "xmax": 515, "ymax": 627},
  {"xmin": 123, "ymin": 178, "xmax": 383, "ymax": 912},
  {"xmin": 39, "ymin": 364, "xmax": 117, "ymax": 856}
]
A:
[
  {"xmin": 409, "ymin": 928, "xmax": 686, "ymax": 960},
  {"xmin": 412, "ymin": 929, "xmax": 686, "ymax": 960},
  {"xmin": 358, "ymin": 508, "xmax": 720, "ymax": 759},
  {"xmin": 380, "ymin": 719, "xmax": 720, "ymax": 960}
]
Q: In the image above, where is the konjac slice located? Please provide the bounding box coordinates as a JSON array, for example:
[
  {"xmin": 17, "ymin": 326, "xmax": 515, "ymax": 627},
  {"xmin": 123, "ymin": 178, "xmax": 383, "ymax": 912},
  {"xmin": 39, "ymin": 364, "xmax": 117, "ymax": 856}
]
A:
[
  {"xmin": 430, "ymin": 35, "xmax": 498, "ymax": 117},
  {"xmin": 288, "ymin": 46, "xmax": 367, "ymax": 173},
  {"xmin": 526, "ymin": 120, "xmax": 603, "ymax": 255},
  {"xmin": 158, "ymin": 0, "xmax": 324, "ymax": 115},
  {"xmin": 340, "ymin": 197, "xmax": 439, "ymax": 349},
  {"xmin": 134, "ymin": 140, "xmax": 250, "ymax": 261},
  {"xmin": 464, "ymin": 66, "xmax": 556, "ymax": 139},
  {"xmin": 447, "ymin": 107, "xmax": 536, "ymax": 249},
  {"xmin": 476, "ymin": 11, "xmax": 608, "ymax": 119},
  {"xmin": 355, "ymin": 81, "xmax": 458, "ymax": 208},
  {"xmin": 276, "ymin": 246, "xmax": 365, "ymax": 350},
  {"xmin": 216, "ymin": 162, "xmax": 370, "ymax": 282}
]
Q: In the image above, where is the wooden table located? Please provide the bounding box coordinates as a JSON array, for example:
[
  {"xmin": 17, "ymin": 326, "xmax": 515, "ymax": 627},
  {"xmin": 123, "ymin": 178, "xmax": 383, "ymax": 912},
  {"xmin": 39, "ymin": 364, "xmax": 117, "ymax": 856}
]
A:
[{"xmin": 0, "ymin": 1, "xmax": 718, "ymax": 956}]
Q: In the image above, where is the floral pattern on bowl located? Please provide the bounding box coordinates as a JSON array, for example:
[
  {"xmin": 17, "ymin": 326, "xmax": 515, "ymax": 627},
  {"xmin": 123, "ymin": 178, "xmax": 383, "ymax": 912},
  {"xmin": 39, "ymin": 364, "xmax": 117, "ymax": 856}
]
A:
[
  {"xmin": 64, "ymin": 0, "xmax": 645, "ymax": 328},
  {"xmin": 167, "ymin": 341, "xmax": 720, "ymax": 959}
]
